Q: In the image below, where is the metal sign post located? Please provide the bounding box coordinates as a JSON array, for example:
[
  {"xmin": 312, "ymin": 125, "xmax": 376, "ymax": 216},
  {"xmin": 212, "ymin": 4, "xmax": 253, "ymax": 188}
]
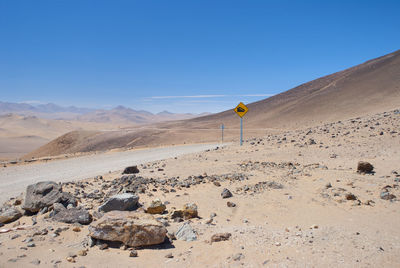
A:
[
  {"xmin": 221, "ymin": 124, "xmax": 224, "ymax": 143},
  {"xmin": 234, "ymin": 102, "xmax": 249, "ymax": 146},
  {"xmin": 240, "ymin": 117, "xmax": 243, "ymax": 146}
]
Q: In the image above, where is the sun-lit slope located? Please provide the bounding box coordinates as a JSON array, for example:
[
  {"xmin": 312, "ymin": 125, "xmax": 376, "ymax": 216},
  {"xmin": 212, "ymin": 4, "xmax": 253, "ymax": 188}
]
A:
[
  {"xmin": 178, "ymin": 49, "xmax": 400, "ymax": 129},
  {"xmin": 26, "ymin": 50, "xmax": 400, "ymax": 158},
  {"xmin": 0, "ymin": 114, "xmax": 122, "ymax": 160}
]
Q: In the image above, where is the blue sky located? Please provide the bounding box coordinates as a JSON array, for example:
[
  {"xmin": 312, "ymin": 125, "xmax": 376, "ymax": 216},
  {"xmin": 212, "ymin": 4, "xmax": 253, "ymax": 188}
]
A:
[{"xmin": 1, "ymin": 0, "xmax": 399, "ymax": 113}]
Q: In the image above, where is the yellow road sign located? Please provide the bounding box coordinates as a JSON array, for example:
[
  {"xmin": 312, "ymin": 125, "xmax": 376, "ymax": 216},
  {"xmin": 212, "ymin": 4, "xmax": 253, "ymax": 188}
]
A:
[{"xmin": 234, "ymin": 102, "xmax": 249, "ymax": 117}]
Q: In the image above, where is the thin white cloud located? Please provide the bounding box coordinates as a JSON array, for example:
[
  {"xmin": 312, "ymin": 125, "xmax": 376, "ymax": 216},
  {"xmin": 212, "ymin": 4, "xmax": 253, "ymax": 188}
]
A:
[
  {"xmin": 146, "ymin": 94, "xmax": 274, "ymax": 99},
  {"xmin": 19, "ymin": 100, "xmax": 44, "ymax": 104},
  {"xmin": 148, "ymin": 95, "xmax": 226, "ymax": 99}
]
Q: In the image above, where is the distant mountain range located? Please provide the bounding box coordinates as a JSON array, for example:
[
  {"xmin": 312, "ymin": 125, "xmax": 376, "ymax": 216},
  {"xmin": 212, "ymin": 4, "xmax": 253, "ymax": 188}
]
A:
[
  {"xmin": 0, "ymin": 101, "xmax": 94, "ymax": 116},
  {"xmin": 0, "ymin": 102, "xmax": 210, "ymax": 124}
]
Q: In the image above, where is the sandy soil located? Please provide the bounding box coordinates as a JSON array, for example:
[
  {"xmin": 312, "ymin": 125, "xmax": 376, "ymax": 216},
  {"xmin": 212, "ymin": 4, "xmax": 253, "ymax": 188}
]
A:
[{"xmin": 0, "ymin": 109, "xmax": 399, "ymax": 267}]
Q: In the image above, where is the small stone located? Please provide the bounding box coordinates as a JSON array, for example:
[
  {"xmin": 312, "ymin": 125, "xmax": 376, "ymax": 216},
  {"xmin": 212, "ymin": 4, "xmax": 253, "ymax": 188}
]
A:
[
  {"xmin": 213, "ymin": 181, "xmax": 221, "ymax": 187},
  {"xmin": 345, "ymin": 193, "xmax": 357, "ymax": 200},
  {"xmin": 78, "ymin": 249, "xmax": 88, "ymax": 256},
  {"xmin": 73, "ymin": 227, "xmax": 81, "ymax": 232},
  {"xmin": 129, "ymin": 250, "xmax": 138, "ymax": 257},
  {"xmin": 221, "ymin": 188, "xmax": 233, "ymax": 199},
  {"xmin": 66, "ymin": 257, "xmax": 75, "ymax": 263},
  {"xmin": 27, "ymin": 242, "xmax": 35, "ymax": 247},
  {"xmin": 68, "ymin": 252, "xmax": 77, "ymax": 258},
  {"xmin": 211, "ymin": 233, "xmax": 231, "ymax": 242},
  {"xmin": 146, "ymin": 199, "xmax": 166, "ymax": 214},
  {"xmin": 11, "ymin": 234, "xmax": 20, "ymax": 240},
  {"xmin": 275, "ymin": 242, "xmax": 281, "ymax": 246},
  {"xmin": 167, "ymin": 232, "xmax": 176, "ymax": 240},
  {"xmin": 99, "ymin": 243, "xmax": 108, "ymax": 250},
  {"xmin": 227, "ymin": 201, "xmax": 236, "ymax": 207},
  {"xmin": 233, "ymin": 253, "xmax": 244, "ymax": 261},
  {"xmin": 325, "ymin": 183, "xmax": 332, "ymax": 189},
  {"xmin": 175, "ymin": 222, "xmax": 197, "ymax": 241},
  {"xmin": 357, "ymin": 161, "xmax": 374, "ymax": 174},
  {"xmin": 380, "ymin": 192, "xmax": 396, "ymax": 200},
  {"xmin": 165, "ymin": 253, "xmax": 173, "ymax": 258},
  {"xmin": 311, "ymin": 225, "xmax": 318, "ymax": 229},
  {"xmin": 182, "ymin": 203, "xmax": 198, "ymax": 219},
  {"xmin": 123, "ymin": 166, "xmax": 140, "ymax": 174}
]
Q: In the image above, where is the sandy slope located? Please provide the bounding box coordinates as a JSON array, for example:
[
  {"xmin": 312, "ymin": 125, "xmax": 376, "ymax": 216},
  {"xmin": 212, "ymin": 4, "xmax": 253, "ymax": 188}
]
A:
[
  {"xmin": 0, "ymin": 108, "xmax": 399, "ymax": 267},
  {"xmin": 0, "ymin": 114, "xmax": 123, "ymax": 160}
]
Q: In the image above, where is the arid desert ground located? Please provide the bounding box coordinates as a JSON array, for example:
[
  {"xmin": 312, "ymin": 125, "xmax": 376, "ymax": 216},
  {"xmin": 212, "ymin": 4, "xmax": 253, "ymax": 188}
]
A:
[{"xmin": 0, "ymin": 108, "xmax": 399, "ymax": 267}]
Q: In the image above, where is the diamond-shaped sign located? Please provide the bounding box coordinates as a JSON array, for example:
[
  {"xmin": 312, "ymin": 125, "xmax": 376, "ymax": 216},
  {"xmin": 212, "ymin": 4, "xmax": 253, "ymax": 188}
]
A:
[{"xmin": 234, "ymin": 102, "xmax": 249, "ymax": 118}]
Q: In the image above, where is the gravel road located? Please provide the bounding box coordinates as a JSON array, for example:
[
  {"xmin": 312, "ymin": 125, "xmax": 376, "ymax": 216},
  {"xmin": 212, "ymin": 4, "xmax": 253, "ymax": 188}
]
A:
[{"xmin": 0, "ymin": 143, "xmax": 220, "ymax": 204}]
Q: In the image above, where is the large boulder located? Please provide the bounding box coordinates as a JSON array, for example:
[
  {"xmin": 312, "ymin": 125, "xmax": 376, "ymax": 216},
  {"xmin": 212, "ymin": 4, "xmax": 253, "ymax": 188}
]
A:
[
  {"xmin": 51, "ymin": 204, "xmax": 92, "ymax": 225},
  {"xmin": 88, "ymin": 211, "xmax": 167, "ymax": 247},
  {"xmin": 98, "ymin": 193, "xmax": 139, "ymax": 212},
  {"xmin": 0, "ymin": 207, "xmax": 22, "ymax": 224},
  {"xmin": 22, "ymin": 181, "xmax": 76, "ymax": 213}
]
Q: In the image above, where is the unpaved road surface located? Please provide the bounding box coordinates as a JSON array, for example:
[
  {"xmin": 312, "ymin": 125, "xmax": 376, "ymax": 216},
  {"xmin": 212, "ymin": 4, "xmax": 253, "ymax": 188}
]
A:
[{"xmin": 0, "ymin": 143, "xmax": 220, "ymax": 204}]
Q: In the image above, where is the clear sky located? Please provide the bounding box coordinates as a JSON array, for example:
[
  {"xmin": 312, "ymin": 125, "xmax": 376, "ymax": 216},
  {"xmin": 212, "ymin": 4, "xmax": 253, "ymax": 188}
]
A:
[{"xmin": 1, "ymin": 0, "xmax": 399, "ymax": 113}]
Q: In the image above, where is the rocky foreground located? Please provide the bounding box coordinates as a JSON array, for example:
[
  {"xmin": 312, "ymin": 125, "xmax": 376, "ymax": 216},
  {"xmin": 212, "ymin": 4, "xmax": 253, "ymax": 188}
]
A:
[{"xmin": 0, "ymin": 109, "xmax": 399, "ymax": 267}]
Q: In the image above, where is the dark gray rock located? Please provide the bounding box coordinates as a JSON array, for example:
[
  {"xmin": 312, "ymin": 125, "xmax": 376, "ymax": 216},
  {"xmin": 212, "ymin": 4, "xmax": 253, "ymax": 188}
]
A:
[
  {"xmin": 221, "ymin": 188, "xmax": 233, "ymax": 199},
  {"xmin": 227, "ymin": 201, "xmax": 236, "ymax": 207},
  {"xmin": 380, "ymin": 191, "xmax": 396, "ymax": 200},
  {"xmin": 22, "ymin": 181, "xmax": 76, "ymax": 213},
  {"xmin": 98, "ymin": 193, "xmax": 139, "ymax": 212},
  {"xmin": 52, "ymin": 206, "xmax": 92, "ymax": 225},
  {"xmin": 123, "ymin": 166, "xmax": 140, "ymax": 174},
  {"xmin": 357, "ymin": 161, "xmax": 374, "ymax": 174}
]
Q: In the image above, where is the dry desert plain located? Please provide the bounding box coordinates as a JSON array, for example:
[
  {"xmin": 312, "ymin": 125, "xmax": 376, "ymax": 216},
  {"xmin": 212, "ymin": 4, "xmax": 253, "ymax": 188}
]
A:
[{"xmin": 0, "ymin": 108, "xmax": 399, "ymax": 267}]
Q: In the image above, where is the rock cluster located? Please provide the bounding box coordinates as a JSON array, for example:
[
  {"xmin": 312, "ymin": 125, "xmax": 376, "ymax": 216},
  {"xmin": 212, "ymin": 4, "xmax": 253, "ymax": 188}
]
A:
[{"xmin": 22, "ymin": 181, "xmax": 76, "ymax": 213}]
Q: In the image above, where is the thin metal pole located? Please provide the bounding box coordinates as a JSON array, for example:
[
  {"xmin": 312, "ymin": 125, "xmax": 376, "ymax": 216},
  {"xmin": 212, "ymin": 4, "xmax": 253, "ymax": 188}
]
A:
[
  {"xmin": 240, "ymin": 117, "xmax": 243, "ymax": 146},
  {"xmin": 222, "ymin": 125, "xmax": 224, "ymax": 143}
]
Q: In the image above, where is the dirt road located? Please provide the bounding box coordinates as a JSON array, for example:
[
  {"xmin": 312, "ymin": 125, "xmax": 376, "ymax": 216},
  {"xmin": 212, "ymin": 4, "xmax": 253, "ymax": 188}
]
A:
[{"xmin": 0, "ymin": 143, "xmax": 220, "ymax": 204}]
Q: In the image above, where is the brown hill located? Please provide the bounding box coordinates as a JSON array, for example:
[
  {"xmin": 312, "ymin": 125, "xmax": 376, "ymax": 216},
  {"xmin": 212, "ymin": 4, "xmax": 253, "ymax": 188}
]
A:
[
  {"xmin": 76, "ymin": 106, "xmax": 205, "ymax": 125},
  {"xmin": 26, "ymin": 49, "xmax": 400, "ymax": 158}
]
